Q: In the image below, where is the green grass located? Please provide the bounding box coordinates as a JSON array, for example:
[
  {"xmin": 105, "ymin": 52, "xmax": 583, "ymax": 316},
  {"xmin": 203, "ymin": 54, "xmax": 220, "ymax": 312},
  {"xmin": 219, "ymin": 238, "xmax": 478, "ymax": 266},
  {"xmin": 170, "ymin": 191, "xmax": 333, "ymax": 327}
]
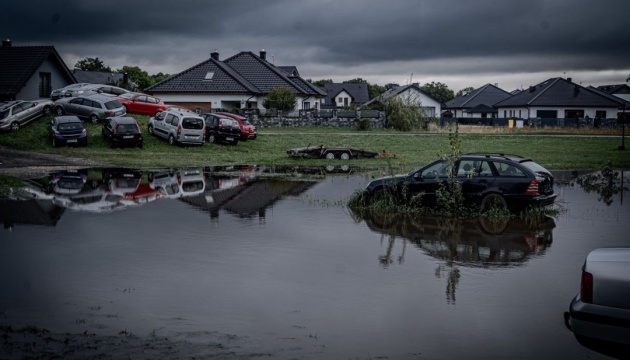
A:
[{"xmin": 1, "ymin": 114, "xmax": 628, "ymax": 170}]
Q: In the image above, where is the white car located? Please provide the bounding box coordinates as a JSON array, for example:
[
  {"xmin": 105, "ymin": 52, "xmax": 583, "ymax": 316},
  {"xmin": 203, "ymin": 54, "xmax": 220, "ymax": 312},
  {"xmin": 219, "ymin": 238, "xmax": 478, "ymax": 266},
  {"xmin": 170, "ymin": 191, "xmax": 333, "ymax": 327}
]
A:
[
  {"xmin": 149, "ymin": 168, "xmax": 205, "ymax": 199},
  {"xmin": 564, "ymin": 247, "xmax": 630, "ymax": 347}
]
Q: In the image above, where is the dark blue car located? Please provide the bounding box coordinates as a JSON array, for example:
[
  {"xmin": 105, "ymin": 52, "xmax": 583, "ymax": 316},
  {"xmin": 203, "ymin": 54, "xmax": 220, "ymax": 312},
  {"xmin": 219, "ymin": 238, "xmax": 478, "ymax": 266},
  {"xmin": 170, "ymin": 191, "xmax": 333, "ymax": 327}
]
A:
[{"xmin": 47, "ymin": 115, "xmax": 88, "ymax": 147}]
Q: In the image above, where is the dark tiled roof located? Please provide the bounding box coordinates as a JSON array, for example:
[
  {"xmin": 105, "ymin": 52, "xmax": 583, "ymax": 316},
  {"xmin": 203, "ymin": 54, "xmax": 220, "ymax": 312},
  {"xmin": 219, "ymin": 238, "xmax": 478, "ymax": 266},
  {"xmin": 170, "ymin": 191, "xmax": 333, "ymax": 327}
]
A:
[
  {"xmin": 494, "ymin": 78, "xmax": 624, "ymax": 108},
  {"xmin": 444, "ymin": 84, "xmax": 511, "ymax": 109},
  {"xmin": 587, "ymin": 86, "xmax": 630, "ymax": 108},
  {"xmin": 72, "ymin": 69, "xmax": 124, "ymax": 85},
  {"xmin": 0, "ymin": 45, "xmax": 75, "ymax": 96},
  {"xmin": 466, "ymin": 104, "xmax": 498, "ymax": 113},
  {"xmin": 223, "ymin": 52, "xmax": 306, "ymax": 94},
  {"xmin": 364, "ymin": 84, "xmax": 443, "ymax": 106},
  {"xmin": 597, "ymin": 84, "xmax": 630, "ymax": 95},
  {"xmin": 321, "ymin": 83, "xmax": 370, "ymax": 105},
  {"xmin": 289, "ymin": 76, "xmax": 326, "ymax": 96}
]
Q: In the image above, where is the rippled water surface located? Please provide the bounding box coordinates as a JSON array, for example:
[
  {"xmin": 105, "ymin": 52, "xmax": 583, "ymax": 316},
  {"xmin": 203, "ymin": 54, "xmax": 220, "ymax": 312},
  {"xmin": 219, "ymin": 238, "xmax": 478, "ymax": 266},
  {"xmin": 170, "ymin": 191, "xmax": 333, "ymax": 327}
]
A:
[{"xmin": 1, "ymin": 166, "xmax": 629, "ymax": 359}]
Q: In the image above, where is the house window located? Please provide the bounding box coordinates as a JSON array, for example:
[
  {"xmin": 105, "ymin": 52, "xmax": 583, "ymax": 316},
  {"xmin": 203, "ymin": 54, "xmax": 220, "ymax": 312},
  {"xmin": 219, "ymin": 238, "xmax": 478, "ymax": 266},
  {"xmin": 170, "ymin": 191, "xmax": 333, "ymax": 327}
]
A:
[
  {"xmin": 565, "ymin": 110, "xmax": 584, "ymax": 118},
  {"xmin": 39, "ymin": 72, "xmax": 51, "ymax": 98},
  {"xmin": 303, "ymin": 102, "xmax": 310, "ymax": 109},
  {"xmin": 595, "ymin": 110, "xmax": 606, "ymax": 119},
  {"xmin": 338, "ymin": 97, "xmax": 342, "ymax": 103},
  {"xmin": 204, "ymin": 72, "xmax": 214, "ymax": 81}
]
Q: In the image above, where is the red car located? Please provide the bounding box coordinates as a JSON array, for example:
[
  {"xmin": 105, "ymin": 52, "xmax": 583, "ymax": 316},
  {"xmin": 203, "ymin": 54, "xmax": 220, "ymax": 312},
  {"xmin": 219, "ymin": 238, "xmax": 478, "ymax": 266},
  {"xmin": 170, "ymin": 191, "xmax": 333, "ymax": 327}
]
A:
[
  {"xmin": 116, "ymin": 93, "xmax": 166, "ymax": 116},
  {"xmin": 215, "ymin": 112, "xmax": 257, "ymax": 140}
]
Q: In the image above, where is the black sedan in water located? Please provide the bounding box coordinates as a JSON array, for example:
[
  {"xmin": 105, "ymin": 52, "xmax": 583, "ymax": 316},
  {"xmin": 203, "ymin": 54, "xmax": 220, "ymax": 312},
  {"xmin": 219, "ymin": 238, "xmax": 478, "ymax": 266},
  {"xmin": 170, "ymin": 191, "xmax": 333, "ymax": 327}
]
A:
[{"xmin": 363, "ymin": 153, "xmax": 557, "ymax": 210}]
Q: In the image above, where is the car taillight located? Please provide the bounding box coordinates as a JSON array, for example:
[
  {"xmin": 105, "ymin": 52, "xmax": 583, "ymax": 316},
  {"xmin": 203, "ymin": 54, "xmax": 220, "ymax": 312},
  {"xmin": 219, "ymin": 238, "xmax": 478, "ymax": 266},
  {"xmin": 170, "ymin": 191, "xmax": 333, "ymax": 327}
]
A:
[
  {"xmin": 580, "ymin": 271, "xmax": 593, "ymax": 303},
  {"xmin": 104, "ymin": 110, "xmax": 113, "ymax": 115},
  {"xmin": 135, "ymin": 123, "xmax": 141, "ymax": 134},
  {"xmin": 525, "ymin": 179, "xmax": 539, "ymax": 195},
  {"xmin": 81, "ymin": 129, "xmax": 87, "ymax": 135},
  {"xmin": 203, "ymin": 126, "xmax": 206, "ymax": 138},
  {"xmin": 177, "ymin": 175, "xmax": 181, "ymax": 185},
  {"xmin": 177, "ymin": 124, "xmax": 181, "ymax": 136},
  {"xmin": 113, "ymin": 124, "xmax": 118, "ymax": 134}
]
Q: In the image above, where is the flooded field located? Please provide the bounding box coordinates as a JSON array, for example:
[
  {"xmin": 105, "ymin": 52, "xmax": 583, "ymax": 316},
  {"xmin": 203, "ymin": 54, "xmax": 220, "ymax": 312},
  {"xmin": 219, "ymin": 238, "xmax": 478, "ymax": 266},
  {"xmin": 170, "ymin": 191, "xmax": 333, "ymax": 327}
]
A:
[{"xmin": 1, "ymin": 166, "xmax": 629, "ymax": 359}]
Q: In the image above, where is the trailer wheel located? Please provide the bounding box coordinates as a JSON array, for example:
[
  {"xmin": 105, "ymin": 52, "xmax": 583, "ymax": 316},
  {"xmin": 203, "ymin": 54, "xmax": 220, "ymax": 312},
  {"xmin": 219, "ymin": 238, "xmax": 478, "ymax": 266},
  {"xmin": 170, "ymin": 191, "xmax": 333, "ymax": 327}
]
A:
[
  {"xmin": 325, "ymin": 152, "xmax": 336, "ymax": 160},
  {"xmin": 340, "ymin": 152, "xmax": 350, "ymax": 160}
]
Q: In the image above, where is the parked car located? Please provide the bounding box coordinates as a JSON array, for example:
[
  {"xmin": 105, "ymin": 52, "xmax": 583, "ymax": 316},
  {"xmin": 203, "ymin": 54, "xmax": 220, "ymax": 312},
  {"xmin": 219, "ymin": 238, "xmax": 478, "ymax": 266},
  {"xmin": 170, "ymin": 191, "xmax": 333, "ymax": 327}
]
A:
[
  {"xmin": 199, "ymin": 113, "xmax": 241, "ymax": 145},
  {"xmin": 101, "ymin": 116, "xmax": 143, "ymax": 148},
  {"xmin": 0, "ymin": 99, "xmax": 54, "ymax": 132},
  {"xmin": 148, "ymin": 109, "xmax": 205, "ymax": 146},
  {"xmin": 50, "ymin": 83, "xmax": 92, "ymax": 100},
  {"xmin": 214, "ymin": 111, "xmax": 257, "ymax": 140},
  {"xmin": 362, "ymin": 153, "xmax": 557, "ymax": 211},
  {"xmin": 564, "ymin": 247, "xmax": 630, "ymax": 348},
  {"xmin": 164, "ymin": 105, "xmax": 195, "ymax": 113},
  {"xmin": 116, "ymin": 92, "xmax": 166, "ymax": 116},
  {"xmin": 54, "ymin": 93, "xmax": 126, "ymax": 124},
  {"xmin": 47, "ymin": 115, "xmax": 88, "ymax": 147}
]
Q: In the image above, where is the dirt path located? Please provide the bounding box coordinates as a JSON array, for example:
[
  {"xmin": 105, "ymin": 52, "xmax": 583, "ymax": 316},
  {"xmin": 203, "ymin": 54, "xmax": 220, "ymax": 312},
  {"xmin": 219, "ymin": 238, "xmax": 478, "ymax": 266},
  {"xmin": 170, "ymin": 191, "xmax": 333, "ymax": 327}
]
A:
[{"xmin": 0, "ymin": 146, "xmax": 109, "ymax": 179}]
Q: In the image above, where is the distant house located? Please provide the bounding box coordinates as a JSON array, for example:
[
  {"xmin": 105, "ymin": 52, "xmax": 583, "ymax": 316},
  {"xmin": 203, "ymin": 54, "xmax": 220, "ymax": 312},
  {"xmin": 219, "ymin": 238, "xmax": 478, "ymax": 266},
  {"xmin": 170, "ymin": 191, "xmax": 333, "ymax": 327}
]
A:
[
  {"xmin": 72, "ymin": 69, "xmax": 136, "ymax": 90},
  {"xmin": 319, "ymin": 83, "xmax": 370, "ymax": 109},
  {"xmin": 363, "ymin": 83, "xmax": 443, "ymax": 117},
  {"xmin": 145, "ymin": 49, "xmax": 325, "ymax": 112},
  {"xmin": 0, "ymin": 39, "xmax": 76, "ymax": 101},
  {"xmin": 443, "ymin": 84, "xmax": 512, "ymax": 118},
  {"xmin": 494, "ymin": 77, "xmax": 625, "ymax": 120},
  {"xmin": 596, "ymin": 84, "xmax": 630, "ymax": 103}
]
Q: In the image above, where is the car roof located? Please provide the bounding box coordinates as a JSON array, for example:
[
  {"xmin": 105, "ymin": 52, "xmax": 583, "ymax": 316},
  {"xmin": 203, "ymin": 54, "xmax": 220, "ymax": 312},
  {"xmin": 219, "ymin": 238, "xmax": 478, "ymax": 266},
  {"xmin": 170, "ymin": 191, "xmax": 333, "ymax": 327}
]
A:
[
  {"xmin": 0, "ymin": 100, "xmax": 23, "ymax": 110},
  {"xmin": 54, "ymin": 115, "xmax": 82, "ymax": 123},
  {"xmin": 462, "ymin": 153, "xmax": 531, "ymax": 162},
  {"xmin": 85, "ymin": 93, "xmax": 119, "ymax": 102},
  {"xmin": 110, "ymin": 116, "xmax": 138, "ymax": 124},
  {"xmin": 215, "ymin": 112, "xmax": 246, "ymax": 120}
]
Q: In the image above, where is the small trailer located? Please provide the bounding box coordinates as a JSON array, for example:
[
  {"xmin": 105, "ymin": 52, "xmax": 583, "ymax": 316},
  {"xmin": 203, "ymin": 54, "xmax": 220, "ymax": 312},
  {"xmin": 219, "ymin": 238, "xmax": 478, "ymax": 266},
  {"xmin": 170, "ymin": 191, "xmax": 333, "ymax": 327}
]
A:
[{"xmin": 287, "ymin": 144, "xmax": 380, "ymax": 160}]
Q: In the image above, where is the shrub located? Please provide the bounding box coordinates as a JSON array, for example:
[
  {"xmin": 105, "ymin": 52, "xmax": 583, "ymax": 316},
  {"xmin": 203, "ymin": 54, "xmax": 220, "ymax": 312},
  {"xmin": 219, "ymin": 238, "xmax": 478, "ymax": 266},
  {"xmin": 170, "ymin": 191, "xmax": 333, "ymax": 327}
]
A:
[{"xmin": 354, "ymin": 118, "xmax": 371, "ymax": 131}]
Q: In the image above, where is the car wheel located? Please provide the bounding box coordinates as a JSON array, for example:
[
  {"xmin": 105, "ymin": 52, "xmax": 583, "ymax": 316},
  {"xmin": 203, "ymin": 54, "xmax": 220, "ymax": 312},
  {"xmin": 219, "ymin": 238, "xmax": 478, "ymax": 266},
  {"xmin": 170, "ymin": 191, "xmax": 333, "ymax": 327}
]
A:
[
  {"xmin": 148, "ymin": 125, "xmax": 154, "ymax": 135},
  {"xmin": 480, "ymin": 193, "xmax": 507, "ymax": 212},
  {"xmin": 340, "ymin": 152, "xmax": 351, "ymax": 160},
  {"xmin": 207, "ymin": 134, "xmax": 216, "ymax": 144},
  {"xmin": 9, "ymin": 122, "xmax": 19, "ymax": 132},
  {"xmin": 43, "ymin": 106, "xmax": 52, "ymax": 116},
  {"xmin": 90, "ymin": 115, "xmax": 99, "ymax": 124},
  {"xmin": 168, "ymin": 135, "xmax": 176, "ymax": 145},
  {"xmin": 325, "ymin": 152, "xmax": 336, "ymax": 160},
  {"xmin": 55, "ymin": 107, "xmax": 64, "ymax": 115}
]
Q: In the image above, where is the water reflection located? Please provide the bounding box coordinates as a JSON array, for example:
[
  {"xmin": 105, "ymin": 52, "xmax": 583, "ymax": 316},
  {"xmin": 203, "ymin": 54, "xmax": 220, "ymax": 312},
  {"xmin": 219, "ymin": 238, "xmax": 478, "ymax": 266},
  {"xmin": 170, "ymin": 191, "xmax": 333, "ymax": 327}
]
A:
[
  {"xmin": 571, "ymin": 168, "xmax": 628, "ymax": 206},
  {"xmin": 350, "ymin": 209, "xmax": 555, "ymax": 303}
]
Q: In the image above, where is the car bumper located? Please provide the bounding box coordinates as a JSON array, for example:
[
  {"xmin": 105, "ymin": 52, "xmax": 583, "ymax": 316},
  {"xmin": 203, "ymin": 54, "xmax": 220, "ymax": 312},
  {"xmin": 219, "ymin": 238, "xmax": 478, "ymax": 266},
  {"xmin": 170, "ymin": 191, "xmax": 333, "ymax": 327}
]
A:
[
  {"xmin": 55, "ymin": 136, "xmax": 87, "ymax": 145},
  {"xmin": 564, "ymin": 295, "xmax": 630, "ymax": 345},
  {"xmin": 507, "ymin": 193, "xmax": 557, "ymax": 208}
]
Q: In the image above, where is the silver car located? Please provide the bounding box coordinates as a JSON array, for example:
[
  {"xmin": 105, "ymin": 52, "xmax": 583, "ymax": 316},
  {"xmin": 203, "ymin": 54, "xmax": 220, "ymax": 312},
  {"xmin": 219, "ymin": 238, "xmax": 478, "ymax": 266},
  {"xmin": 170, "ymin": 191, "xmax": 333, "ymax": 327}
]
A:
[
  {"xmin": 564, "ymin": 247, "xmax": 630, "ymax": 347},
  {"xmin": 0, "ymin": 99, "xmax": 54, "ymax": 131},
  {"xmin": 54, "ymin": 93, "xmax": 126, "ymax": 124},
  {"xmin": 50, "ymin": 83, "xmax": 92, "ymax": 100},
  {"xmin": 148, "ymin": 109, "xmax": 205, "ymax": 146}
]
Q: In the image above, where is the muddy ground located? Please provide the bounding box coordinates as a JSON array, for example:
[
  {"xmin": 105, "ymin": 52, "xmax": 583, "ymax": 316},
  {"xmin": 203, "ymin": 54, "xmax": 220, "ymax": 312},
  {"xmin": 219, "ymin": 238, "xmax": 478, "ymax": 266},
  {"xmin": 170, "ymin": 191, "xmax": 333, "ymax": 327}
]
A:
[{"xmin": 0, "ymin": 146, "xmax": 108, "ymax": 179}]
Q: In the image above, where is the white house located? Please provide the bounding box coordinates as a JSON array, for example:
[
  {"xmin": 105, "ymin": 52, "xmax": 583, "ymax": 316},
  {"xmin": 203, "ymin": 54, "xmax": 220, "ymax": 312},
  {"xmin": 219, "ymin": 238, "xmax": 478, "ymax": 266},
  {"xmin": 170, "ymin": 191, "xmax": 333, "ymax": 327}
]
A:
[{"xmin": 364, "ymin": 83, "xmax": 443, "ymax": 117}]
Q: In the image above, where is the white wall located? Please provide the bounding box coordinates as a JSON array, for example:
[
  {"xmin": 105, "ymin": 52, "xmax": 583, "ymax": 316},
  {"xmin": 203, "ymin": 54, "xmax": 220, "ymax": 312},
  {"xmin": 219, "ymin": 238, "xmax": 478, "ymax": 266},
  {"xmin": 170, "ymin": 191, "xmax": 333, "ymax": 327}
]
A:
[
  {"xmin": 400, "ymin": 88, "xmax": 442, "ymax": 116},
  {"xmin": 496, "ymin": 106, "xmax": 621, "ymax": 119},
  {"xmin": 19, "ymin": 57, "xmax": 73, "ymax": 100},
  {"xmin": 335, "ymin": 90, "xmax": 352, "ymax": 107}
]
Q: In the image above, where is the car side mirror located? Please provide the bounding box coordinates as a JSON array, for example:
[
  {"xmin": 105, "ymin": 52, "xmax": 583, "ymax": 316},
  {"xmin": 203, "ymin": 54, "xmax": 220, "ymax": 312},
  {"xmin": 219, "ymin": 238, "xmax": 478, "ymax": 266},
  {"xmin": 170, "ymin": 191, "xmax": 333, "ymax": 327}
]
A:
[{"xmin": 413, "ymin": 172, "xmax": 422, "ymax": 180}]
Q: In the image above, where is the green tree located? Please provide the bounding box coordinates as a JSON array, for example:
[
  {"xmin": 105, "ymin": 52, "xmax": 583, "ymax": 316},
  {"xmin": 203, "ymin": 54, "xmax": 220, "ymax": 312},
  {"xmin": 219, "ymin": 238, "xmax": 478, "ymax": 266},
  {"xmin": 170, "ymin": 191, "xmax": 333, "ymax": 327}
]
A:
[
  {"xmin": 384, "ymin": 93, "xmax": 427, "ymax": 131},
  {"xmin": 74, "ymin": 57, "xmax": 111, "ymax": 72},
  {"xmin": 455, "ymin": 87, "xmax": 475, "ymax": 97},
  {"xmin": 420, "ymin": 81, "xmax": 455, "ymax": 103},
  {"xmin": 310, "ymin": 79, "xmax": 333, "ymax": 87},
  {"xmin": 117, "ymin": 65, "xmax": 152, "ymax": 91},
  {"xmin": 151, "ymin": 72, "xmax": 171, "ymax": 84},
  {"xmin": 262, "ymin": 87, "xmax": 297, "ymax": 111}
]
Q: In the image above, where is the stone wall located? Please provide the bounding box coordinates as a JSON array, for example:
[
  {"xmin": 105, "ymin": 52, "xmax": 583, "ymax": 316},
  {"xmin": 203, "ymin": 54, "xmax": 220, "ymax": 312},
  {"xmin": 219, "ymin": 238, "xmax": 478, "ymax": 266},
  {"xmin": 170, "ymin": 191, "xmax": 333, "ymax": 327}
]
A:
[{"xmin": 245, "ymin": 112, "xmax": 386, "ymax": 128}]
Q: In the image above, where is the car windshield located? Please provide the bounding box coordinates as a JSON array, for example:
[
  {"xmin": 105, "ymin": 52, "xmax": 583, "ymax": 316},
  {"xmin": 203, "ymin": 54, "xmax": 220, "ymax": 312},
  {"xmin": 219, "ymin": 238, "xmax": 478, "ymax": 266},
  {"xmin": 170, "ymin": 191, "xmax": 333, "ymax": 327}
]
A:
[
  {"xmin": 520, "ymin": 160, "xmax": 551, "ymax": 175},
  {"xmin": 419, "ymin": 160, "xmax": 453, "ymax": 178},
  {"xmin": 58, "ymin": 123, "xmax": 83, "ymax": 130},
  {"xmin": 104, "ymin": 100, "xmax": 123, "ymax": 110},
  {"xmin": 117, "ymin": 124, "xmax": 138, "ymax": 133},
  {"xmin": 182, "ymin": 117, "xmax": 204, "ymax": 129}
]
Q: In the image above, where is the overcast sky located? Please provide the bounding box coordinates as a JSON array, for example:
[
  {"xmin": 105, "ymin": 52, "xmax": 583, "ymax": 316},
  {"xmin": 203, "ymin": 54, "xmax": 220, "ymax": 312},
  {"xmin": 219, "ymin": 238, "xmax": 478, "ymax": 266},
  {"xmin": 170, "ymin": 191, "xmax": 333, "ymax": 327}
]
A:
[{"xmin": 2, "ymin": 0, "xmax": 629, "ymax": 92}]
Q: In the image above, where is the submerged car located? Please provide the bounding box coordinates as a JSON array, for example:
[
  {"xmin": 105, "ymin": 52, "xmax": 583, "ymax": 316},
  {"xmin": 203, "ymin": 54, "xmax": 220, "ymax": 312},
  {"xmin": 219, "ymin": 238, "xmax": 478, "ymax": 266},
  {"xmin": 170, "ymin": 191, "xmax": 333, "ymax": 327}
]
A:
[
  {"xmin": 363, "ymin": 153, "xmax": 557, "ymax": 210},
  {"xmin": 564, "ymin": 247, "xmax": 630, "ymax": 347},
  {"xmin": 0, "ymin": 99, "xmax": 54, "ymax": 132},
  {"xmin": 47, "ymin": 115, "xmax": 88, "ymax": 147}
]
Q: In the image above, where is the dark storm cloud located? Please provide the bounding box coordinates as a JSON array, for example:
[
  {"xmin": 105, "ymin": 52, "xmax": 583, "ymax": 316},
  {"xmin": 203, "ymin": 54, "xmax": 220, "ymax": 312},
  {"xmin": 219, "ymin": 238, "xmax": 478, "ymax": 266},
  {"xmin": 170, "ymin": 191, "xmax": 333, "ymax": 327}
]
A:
[{"xmin": 1, "ymin": 0, "xmax": 629, "ymax": 89}]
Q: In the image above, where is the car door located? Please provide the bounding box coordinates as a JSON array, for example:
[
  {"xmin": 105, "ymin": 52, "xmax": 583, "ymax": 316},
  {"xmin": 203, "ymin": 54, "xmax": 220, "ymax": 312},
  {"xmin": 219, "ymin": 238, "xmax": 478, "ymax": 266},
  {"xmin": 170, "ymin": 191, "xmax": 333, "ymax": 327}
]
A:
[
  {"xmin": 135, "ymin": 95, "xmax": 148, "ymax": 114},
  {"xmin": 65, "ymin": 98, "xmax": 84, "ymax": 117},
  {"xmin": 457, "ymin": 159, "xmax": 495, "ymax": 202},
  {"xmin": 156, "ymin": 113, "xmax": 172, "ymax": 138},
  {"xmin": 18, "ymin": 102, "xmax": 37, "ymax": 123},
  {"xmin": 407, "ymin": 159, "xmax": 452, "ymax": 205}
]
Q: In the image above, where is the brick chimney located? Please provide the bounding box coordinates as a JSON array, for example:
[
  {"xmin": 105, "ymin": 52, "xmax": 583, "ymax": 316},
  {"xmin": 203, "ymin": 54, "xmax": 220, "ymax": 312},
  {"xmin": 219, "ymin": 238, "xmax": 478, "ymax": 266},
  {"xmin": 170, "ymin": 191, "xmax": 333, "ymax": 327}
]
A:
[
  {"xmin": 2, "ymin": 39, "xmax": 12, "ymax": 47},
  {"xmin": 259, "ymin": 49, "xmax": 266, "ymax": 61},
  {"xmin": 211, "ymin": 49, "xmax": 219, "ymax": 60}
]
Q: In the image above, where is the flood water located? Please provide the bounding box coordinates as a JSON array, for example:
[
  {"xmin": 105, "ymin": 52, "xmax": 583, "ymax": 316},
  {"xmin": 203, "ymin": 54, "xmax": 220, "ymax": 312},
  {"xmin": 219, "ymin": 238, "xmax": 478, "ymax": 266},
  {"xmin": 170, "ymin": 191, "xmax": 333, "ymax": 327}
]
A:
[{"xmin": 1, "ymin": 166, "xmax": 629, "ymax": 359}]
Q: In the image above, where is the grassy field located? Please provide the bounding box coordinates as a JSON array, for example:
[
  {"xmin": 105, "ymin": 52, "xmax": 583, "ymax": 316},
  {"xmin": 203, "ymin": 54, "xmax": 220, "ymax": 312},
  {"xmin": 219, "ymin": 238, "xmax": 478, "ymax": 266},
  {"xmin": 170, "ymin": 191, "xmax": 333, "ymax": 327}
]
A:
[{"xmin": 1, "ymin": 114, "xmax": 628, "ymax": 170}]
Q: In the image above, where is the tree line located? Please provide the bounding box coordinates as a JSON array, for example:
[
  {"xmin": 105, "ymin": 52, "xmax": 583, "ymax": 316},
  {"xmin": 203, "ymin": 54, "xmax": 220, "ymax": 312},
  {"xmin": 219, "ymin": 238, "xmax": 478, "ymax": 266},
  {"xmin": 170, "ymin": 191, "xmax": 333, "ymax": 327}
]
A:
[{"xmin": 74, "ymin": 57, "xmax": 169, "ymax": 91}]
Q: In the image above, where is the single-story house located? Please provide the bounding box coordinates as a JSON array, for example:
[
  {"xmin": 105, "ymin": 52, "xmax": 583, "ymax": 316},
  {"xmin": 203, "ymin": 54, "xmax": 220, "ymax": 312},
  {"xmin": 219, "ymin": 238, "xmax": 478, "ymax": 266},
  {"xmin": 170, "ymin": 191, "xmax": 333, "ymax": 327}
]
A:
[
  {"xmin": 0, "ymin": 39, "xmax": 76, "ymax": 101},
  {"xmin": 493, "ymin": 77, "xmax": 625, "ymax": 120},
  {"xmin": 363, "ymin": 83, "xmax": 443, "ymax": 117},
  {"xmin": 596, "ymin": 84, "xmax": 630, "ymax": 103},
  {"xmin": 145, "ymin": 49, "xmax": 326, "ymax": 112},
  {"xmin": 443, "ymin": 84, "xmax": 512, "ymax": 118},
  {"xmin": 319, "ymin": 83, "xmax": 370, "ymax": 109}
]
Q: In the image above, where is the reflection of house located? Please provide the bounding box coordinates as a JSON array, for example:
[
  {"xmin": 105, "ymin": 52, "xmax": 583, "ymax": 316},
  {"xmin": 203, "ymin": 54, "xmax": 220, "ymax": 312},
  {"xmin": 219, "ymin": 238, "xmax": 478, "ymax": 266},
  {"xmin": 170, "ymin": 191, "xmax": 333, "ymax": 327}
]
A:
[
  {"xmin": 145, "ymin": 49, "xmax": 326, "ymax": 112},
  {"xmin": 0, "ymin": 199, "xmax": 65, "ymax": 229},
  {"xmin": 364, "ymin": 83, "xmax": 443, "ymax": 117},
  {"xmin": 0, "ymin": 39, "xmax": 76, "ymax": 101},
  {"xmin": 443, "ymin": 83, "xmax": 512, "ymax": 118},
  {"xmin": 494, "ymin": 77, "xmax": 624, "ymax": 120},
  {"xmin": 319, "ymin": 83, "xmax": 370, "ymax": 109}
]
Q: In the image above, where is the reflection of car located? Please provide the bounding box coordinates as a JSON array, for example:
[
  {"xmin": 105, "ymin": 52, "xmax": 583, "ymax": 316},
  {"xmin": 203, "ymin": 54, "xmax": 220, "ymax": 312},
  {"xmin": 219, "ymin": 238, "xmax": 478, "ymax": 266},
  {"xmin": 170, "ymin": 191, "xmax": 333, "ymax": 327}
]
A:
[
  {"xmin": 0, "ymin": 99, "xmax": 54, "ymax": 132},
  {"xmin": 47, "ymin": 115, "xmax": 88, "ymax": 147},
  {"xmin": 287, "ymin": 144, "xmax": 379, "ymax": 160},
  {"xmin": 214, "ymin": 112, "xmax": 257, "ymax": 140},
  {"xmin": 148, "ymin": 109, "xmax": 205, "ymax": 146},
  {"xmin": 101, "ymin": 117, "xmax": 143, "ymax": 148},
  {"xmin": 50, "ymin": 83, "xmax": 92, "ymax": 100},
  {"xmin": 48, "ymin": 170, "xmax": 88, "ymax": 195},
  {"xmin": 564, "ymin": 247, "xmax": 630, "ymax": 348},
  {"xmin": 199, "ymin": 113, "xmax": 241, "ymax": 145},
  {"xmin": 54, "ymin": 93, "xmax": 126, "ymax": 124},
  {"xmin": 103, "ymin": 169, "xmax": 142, "ymax": 196},
  {"xmin": 52, "ymin": 185, "xmax": 125, "ymax": 213},
  {"xmin": 116, "ymin": 92, "xmax": 166, "ymax": 116},
  {"xmin": 149, "ymin": 168, "xmax": 205, "ymax": 199},
  {"xmin": 363, "ymin": 154, "xmax": 557, "ymax": 211}
]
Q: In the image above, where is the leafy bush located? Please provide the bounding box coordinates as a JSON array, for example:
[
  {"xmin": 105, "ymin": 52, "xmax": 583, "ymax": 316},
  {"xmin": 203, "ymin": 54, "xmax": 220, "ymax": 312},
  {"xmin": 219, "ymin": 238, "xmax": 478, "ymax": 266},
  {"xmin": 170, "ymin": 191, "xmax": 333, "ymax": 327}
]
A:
[
  {"xmin": 354, "ymin": 118, "xmax": 371, "ymax": 131},
  {"xmin": 383, "ymin": 94, "xmax": 426, "ymax": 131},
  {"xmin": 262, "ymin": 87, "xmax": 297, "ymax": 111}
]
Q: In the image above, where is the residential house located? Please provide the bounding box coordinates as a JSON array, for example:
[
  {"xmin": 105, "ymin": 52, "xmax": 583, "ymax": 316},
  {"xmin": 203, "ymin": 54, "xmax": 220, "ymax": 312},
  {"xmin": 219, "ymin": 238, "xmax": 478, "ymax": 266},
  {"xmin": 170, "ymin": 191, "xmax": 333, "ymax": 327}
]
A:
[
  {"xmin": 319, "ymin": 83, "xmax": 370, "ymax": 109},
  {"xmin": 596, "ymin": 84, "xmax": 630, "ymax": 103},
  {"xmin": 72, "ymin": 69, "xmax": 136, "ymax": 91},
  {"xmin": 494, "ymin": 77, "xmax": 624, "ymax": 120},
  {"xmin": 0, "ymin": 39, "xmax": 76, "ymax": 101},
  {"xmin": 145, "ymin": 49, "xmax": 325, "ymax": 112},
  {"xmin": 363, "ymin": 83, "xmax": 443, "ymax": 117},
  {"xmin": 443, "ymin": 84, "xmax": 512, "ymax": 118}
]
